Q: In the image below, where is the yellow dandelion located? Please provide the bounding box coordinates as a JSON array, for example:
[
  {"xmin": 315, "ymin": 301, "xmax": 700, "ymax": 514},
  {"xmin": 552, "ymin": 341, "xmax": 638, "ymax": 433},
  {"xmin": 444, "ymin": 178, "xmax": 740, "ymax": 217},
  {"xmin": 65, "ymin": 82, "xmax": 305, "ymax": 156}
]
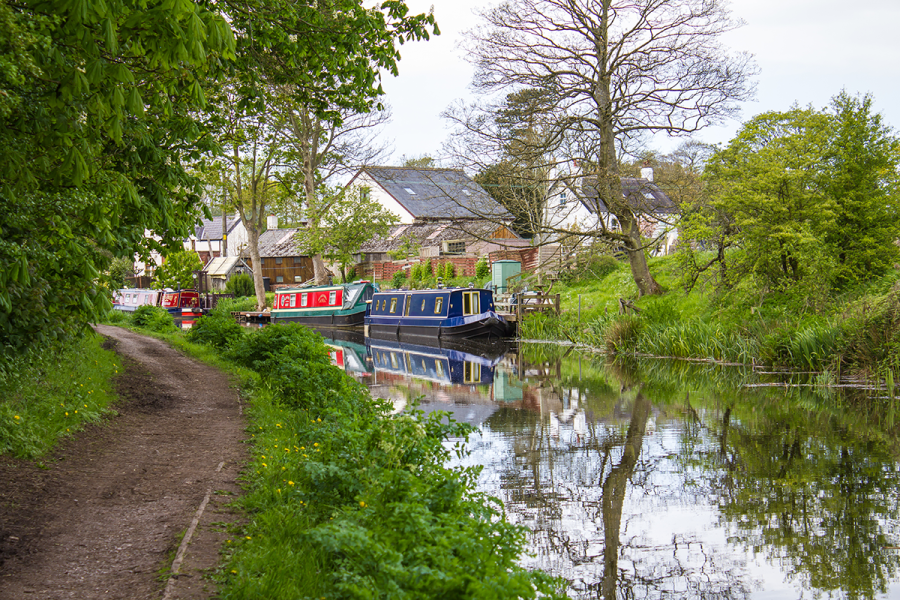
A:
[
  {"xmin": 313, "ymin": 443, "xmax": 319, "ymax": 447},
  {"xmin": 359, "ymin": 501, "xmax": 366, "ymax": 508},
  {"xmin": 317, "ymin": 418, "xmax": 321, "ymax": 422},
  {"xmin": 288, "ymin": 481, "xmax": 294, "ymax": 486},
  {"xmin": 261, "ymin": 463, "xmax": 267, "ymax": 467},
  {"xmin": 14, "ymin": 415, "xmax": 20, "ymax": 420},
  {"xmin": 231, "ymin": 570, "xmax": 237, "ymax": 574},
  {"xmin": 245, "ymin": 536, "xmax": 252, "ymax": 540},
  {"xmin": 65, "ymin": 412, "xmax": 69, "ymax": 416}
]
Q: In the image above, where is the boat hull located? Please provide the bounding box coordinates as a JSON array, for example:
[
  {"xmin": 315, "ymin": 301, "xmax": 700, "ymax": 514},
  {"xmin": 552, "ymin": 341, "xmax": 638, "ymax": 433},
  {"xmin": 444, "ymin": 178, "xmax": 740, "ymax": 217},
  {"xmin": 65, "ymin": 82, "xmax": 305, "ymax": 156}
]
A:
[
  {"xmin": 367, "ymin": 313, "xmax": 510, "ymax": 342},
  {"xmin": 271, "ymin": 309, "xmax": 365, "ymax": 328}
]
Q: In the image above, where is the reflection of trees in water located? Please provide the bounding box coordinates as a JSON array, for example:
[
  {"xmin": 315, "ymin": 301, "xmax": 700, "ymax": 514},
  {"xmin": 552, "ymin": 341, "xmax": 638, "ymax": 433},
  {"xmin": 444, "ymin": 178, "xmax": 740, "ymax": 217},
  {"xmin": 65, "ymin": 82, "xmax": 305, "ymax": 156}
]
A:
[
  {"xmin": 699, "ymin": 399, "xmax": 900, "ymax": 600},
  {"xmin": 483, "ymin": 388, "xmax": 754, "ymax": 599}
]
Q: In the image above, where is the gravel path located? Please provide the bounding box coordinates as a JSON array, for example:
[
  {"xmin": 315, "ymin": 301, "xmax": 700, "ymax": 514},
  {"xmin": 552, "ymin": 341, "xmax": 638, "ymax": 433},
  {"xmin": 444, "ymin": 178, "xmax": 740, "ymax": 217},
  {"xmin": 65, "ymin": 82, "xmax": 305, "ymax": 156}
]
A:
[{"xmin": 0, "ymin": 326, "xmax": 247, "ymax": 599}]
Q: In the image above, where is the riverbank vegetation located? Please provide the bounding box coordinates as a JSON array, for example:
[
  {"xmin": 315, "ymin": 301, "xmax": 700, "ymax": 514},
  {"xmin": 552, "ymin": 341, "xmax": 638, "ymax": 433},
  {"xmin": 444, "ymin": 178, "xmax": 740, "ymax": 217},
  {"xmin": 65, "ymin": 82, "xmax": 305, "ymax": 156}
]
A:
[
  {"xmin": 521, "ymin": 253, "xmax": 900, "ymax": 380},
  {"xmin": 103, "ymin": 304, "xmax": 564, "ymax": 599}
]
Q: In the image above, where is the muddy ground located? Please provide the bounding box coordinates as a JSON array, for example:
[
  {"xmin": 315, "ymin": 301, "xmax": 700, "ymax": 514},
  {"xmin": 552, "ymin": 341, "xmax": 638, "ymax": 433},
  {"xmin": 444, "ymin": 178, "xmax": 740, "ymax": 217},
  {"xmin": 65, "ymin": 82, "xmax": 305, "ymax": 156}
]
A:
[{"xmin": 0, "ymin": 325, "xmax": 247, "ymax": 599}]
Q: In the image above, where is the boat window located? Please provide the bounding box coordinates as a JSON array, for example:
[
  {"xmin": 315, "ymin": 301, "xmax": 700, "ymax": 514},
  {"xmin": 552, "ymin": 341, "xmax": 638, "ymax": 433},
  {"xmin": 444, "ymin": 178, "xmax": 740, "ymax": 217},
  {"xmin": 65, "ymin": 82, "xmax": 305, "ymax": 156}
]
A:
[
  {"xmin": 329, "ymin": 291, "xmax": 337, "ymax": 305},
  {"xmin": 290, "ymin": 294, "xmax": 297, "ymax": 308},
  {"xmin": 404, "ymin": 296, "xmax": 411, "ymax": 316},
  {"xmin": 389, "ymin": 298, "xmax": 398, "ymax": 313},
  {"xmin": 301, "ymin": 293, "xmax": 308, "ymax": 307},
  {"xmin": 435, "ymin": 361, "xmax": 444, "ymax": 378},
  {"xmin": 434, "ymin": 297, "xmax": 444, "ymax": 314},
  {"xmin": 390, "ymin": 353, "xmax": 399, "ymax": 369},
  {"xmin": 421, "ymin": 299, "xmax": 426, "ymax": 311},
  {"xmin": 462, "ymin": 292, "xmax": 480, "ymax": 315},
  {"xmin": 464, "ymin": 362, "xmax": 481, "ymax": 383}
]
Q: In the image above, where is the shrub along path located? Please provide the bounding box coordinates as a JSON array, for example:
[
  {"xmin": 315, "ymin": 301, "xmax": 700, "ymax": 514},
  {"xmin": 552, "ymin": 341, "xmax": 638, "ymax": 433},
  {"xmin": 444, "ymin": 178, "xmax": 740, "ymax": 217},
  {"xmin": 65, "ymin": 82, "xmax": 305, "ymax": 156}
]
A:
[{"xmin": 0, "ymin": 325, "xmax": 246, "ymax": 599}]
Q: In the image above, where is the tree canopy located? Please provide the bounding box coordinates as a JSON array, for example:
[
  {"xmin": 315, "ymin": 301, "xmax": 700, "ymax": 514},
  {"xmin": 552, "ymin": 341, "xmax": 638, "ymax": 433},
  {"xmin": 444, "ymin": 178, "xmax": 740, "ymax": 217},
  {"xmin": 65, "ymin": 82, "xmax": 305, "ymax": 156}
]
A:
[
  {"xmin": 1, "ymin": 0, "xmax": 438, "ymax": 349},
  {"xmin": 687, "ymin": 93, "xmax": 900, "ymax": 296}
]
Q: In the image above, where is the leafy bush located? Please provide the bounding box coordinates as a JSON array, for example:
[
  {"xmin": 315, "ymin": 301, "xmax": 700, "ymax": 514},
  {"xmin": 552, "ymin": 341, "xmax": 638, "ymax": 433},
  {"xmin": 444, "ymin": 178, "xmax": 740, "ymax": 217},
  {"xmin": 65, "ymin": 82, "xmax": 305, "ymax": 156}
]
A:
[
  {"xmin": 443, "ymin": 262, "xmax": 455, "ymax": 279},
  {"xmin": 475, "ymin": 257, "xmax": 490, "ymax": 278},
  {"xmin": 131, "ymin": 305, "xmax": 170, "ymax": 328},
  {"xmin": 104, "ymin": 309, "xmax": 129, "ymax": 324},
  {"xmin": 225, "ymin": 273, "xmax": 255, "ymax": 297},
  {"xmin": 424, "ymin": 258, "xmax": 433, "ymax": 278},
  {"xmin": 225, "ymin": 322, "xmax": 330, "ymax": 373},
  {"xmin": 211, "ymin": 296, "xmax": 258, "ymax": 316},
  {"xmin": 391, "ymin": 270, "xmax": 407, "ymax": 289},
  {"xmin": 185, "ymin": 313, "xmax": 244, "ymax": 349}
]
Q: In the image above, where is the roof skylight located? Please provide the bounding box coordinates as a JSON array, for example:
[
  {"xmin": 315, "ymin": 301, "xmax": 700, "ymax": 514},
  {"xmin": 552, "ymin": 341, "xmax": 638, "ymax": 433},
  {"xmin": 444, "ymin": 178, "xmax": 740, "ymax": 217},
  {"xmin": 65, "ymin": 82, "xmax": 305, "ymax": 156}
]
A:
[{"xmin": 404, "ymin": 187, "xmax": 417, "ymax": 195}]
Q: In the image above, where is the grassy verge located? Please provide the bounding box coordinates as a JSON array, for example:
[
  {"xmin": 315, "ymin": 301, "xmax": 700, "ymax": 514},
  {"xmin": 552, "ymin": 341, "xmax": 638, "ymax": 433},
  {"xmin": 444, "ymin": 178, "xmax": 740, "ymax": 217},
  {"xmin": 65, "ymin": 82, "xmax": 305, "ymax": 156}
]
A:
[
  {"xmin": 0, "ymin": 334, "xmax": 121, "ymax": 459},
  {"xmin": 104, "ymin": 303, "xmax": 564, "ymax": 598},
  {"xmin": 522, "ymin": 254, "xmax": 900, "ymax": 376}
]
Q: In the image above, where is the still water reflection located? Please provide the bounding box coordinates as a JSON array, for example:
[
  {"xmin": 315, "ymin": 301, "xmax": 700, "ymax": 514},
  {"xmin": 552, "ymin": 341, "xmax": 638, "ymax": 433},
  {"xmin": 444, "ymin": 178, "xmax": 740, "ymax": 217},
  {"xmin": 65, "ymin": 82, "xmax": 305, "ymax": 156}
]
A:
[{"xmin": 325, "ymin": 334, "xmax": 900, "ymax": 599}]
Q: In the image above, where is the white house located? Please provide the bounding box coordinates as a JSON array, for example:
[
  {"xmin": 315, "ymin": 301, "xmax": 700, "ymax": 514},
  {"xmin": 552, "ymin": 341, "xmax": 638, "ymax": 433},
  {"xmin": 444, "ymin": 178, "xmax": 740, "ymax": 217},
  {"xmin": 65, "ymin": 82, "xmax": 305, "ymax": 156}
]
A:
[{"xmin": 542, "ymin": 167, "xmax": 679, "ymax": 256}]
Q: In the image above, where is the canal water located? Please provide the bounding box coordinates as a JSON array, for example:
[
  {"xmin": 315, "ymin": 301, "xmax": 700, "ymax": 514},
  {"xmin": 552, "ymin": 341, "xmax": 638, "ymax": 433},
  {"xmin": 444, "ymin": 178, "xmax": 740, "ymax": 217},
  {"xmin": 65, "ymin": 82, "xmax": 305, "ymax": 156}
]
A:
[{"xmin": 328, "ymin": 334, "xmax": 900, "ymax": 599}]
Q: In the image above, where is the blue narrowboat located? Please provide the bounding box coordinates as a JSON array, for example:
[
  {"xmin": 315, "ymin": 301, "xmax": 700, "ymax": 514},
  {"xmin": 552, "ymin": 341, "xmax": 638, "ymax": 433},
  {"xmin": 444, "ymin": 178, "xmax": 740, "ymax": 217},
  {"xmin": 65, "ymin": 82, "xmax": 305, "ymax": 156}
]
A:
[
  {"xmin": 365, "ymin": 288, "xmax": 511, "ymax": 341},
  {"xmin": 271, "ymin": 281, "xmax": 378, "ymax": 327}
]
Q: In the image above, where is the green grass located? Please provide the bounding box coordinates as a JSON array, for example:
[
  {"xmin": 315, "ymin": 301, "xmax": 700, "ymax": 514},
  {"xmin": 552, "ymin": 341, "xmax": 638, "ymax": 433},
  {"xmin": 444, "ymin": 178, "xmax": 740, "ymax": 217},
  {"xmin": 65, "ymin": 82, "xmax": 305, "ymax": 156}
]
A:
[
  {"xmin": 525, "ymin": 253, "xmax": 900, "ymax": 374},
  {"xmin": 0, "ymin": 333, "xmax": 121, "ymax": 459}
]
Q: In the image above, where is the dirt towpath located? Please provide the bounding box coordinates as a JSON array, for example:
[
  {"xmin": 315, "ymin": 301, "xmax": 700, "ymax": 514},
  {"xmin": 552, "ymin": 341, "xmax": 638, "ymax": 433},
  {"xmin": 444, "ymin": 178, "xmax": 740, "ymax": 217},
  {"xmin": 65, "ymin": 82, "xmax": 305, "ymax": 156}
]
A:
[{"xmin": 0, "ymin": 326, "xmax": 247, "ymax": 599}]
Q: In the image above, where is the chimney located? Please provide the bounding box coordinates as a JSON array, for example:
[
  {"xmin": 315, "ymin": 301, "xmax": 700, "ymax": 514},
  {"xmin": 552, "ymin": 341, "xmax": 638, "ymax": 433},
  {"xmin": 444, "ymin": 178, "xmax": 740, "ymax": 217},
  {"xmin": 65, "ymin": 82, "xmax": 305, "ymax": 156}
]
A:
[
  {"xmin": 267, "ymin": 214, "xmax": 278, "ymax": 230},
  {"xmin": 640, "ymin": 162, "xmax": 654, "ymax": 182}
]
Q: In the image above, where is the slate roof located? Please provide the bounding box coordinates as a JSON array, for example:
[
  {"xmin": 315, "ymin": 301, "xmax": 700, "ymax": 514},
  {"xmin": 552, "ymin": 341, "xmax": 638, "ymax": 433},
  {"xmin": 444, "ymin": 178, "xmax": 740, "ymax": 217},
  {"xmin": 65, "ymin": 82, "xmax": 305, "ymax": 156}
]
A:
[
  {"xmin": 359, "ymin": 220, "xmax": 519, "ymax": 253},
  {"xmin": 579, "ymin": 177, "xmax": 677, "ymax": 215},
  {"xmin": 256, "ymin": 228, "xmax": 303, "ymax": 257},
  {"xmin": 194, "ymin": 214, "xmax": 242, "ymax": 240},
  {"xmin": 354, "ymin": 167, "xmax": 511, "ymax": 220}
]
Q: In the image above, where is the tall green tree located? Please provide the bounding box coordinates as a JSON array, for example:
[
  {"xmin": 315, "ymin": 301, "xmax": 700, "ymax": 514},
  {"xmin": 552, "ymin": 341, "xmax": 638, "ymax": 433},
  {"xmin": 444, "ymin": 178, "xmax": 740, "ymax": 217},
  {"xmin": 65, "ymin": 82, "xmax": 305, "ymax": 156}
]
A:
[
  {"xmin": 153, "ymin": 250, "xmax": 203, "ymax": 290},
  {"xmin": 695, "ymin": 93, "xmax": 900, "ymax": 295},
  {"xmin": 821, "ymin": 92, "xmax": 900, "ymax": 285},
  {"xmin": 294, "ymin": 186, "xmax": 398, "ymax": 281},
  {"xmin": 0, "ymin": 0, "xmax": 234, "ymax": 350}
]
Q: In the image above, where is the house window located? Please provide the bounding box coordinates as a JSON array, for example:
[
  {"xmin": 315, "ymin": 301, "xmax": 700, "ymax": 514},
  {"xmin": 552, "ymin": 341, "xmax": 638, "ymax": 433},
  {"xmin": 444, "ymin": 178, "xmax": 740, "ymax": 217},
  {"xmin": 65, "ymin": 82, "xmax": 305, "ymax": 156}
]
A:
[
  {"xmin": 293, "ymin": 257, "xmax": 304, "ymax": 264},
  {"xmin": 434, "ymin": 297, "xmax": 444, "ymax": 314},
  {"xmin": 259, "ymin": 259, "xmax": 265, "ymax": 267},
  {"xmin": 445, "ymin": 241, "xmax": 465, "ymax": 254},
  {"xmin": 462, "ymin": 291, "xmax": 480, "ymax": 315},
  {"xmin": 276, "ymin": 276, "xmax": 284, "ymax": 283},
  {"xmin": 275, "ymin": 257, "xmax": 283, "ymax": 264},
  {"xmin": 559, "ymin": 191, "xmax": 567, "ymax": 205}
]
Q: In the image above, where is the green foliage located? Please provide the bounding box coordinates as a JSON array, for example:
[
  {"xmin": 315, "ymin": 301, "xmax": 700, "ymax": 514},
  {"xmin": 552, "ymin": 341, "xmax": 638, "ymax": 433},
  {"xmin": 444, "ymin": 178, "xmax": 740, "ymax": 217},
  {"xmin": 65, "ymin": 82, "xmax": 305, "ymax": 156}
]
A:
[
  {"xmin": 391, "ymin": 269, "xmax": 408, "ymax": 289},
  {"xmin": 424, "ymin": 258, "xmax": 433, "ymax": 278},
  {"xmin": 294, "ymin": 187, "xmax": 399, "ymax": 281},
  {"xmin": 218, "ymin": 323, "xmax": 565, "ymax": 600},
  {"xmin": 476, "ymin": 257, "xmax": 490, "ymax": 278},
  {"xmin": 131, "ymin": 306, "xmax": 176, "ymax": 333},
  {"xmin": 0, "ymin": 0, "xmax": 234, "ymax": 350},
  {"xmin": 442, "ymin": 261, "xmax": 456, "ymax": 279},
  {"xmin": 0, "ymin": 334, "xmax": 119, "ymax": 459},
  {"xmin": 104, "ymin": 310, "xmax": 129, "ymax": 325},
  {"xmin": 154, "ymin": 250, "xmax": 203, "ymax": 290},
  {"xmin": 225, "ymin": 273, "xmax": 255, "ymax": 298},
  {"xmin": 697, "ymin": 92, "xmax": 900, "ymax": 295},
  {"xmin": 185, "ymin": 314, "xmax": 245, "ymax": 350},
  {"xmin": 108, "ymin": 258, "xmax": 135, "ymax": 290}
]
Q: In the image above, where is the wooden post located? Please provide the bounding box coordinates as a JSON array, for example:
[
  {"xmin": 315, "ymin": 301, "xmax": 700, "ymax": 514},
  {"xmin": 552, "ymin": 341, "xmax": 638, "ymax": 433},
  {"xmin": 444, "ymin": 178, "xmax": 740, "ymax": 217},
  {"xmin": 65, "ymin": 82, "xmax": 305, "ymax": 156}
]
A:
[{"xmin": 555, "ymin": 294, "xmax": 560, "ymax": 315}]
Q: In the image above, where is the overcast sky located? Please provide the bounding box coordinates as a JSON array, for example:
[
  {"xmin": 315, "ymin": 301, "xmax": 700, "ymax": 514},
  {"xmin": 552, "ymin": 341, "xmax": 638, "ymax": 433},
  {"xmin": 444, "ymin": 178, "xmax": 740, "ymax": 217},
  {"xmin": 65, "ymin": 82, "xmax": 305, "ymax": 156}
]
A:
[{"xmin": 377, "ymin": 0, "xmax": 900, "ymax": 166}]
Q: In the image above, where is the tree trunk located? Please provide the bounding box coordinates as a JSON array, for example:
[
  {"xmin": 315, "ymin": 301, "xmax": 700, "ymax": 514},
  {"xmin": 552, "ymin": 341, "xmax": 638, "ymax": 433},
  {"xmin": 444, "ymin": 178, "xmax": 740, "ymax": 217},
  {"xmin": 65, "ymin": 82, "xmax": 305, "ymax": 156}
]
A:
[
  {"xmin": 246, "ymin": 225, "xmax": 267, "ymax": 311},
  {"xmin": 618, "ymin": 210, "xmax": 663, "ymax": 297}
]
